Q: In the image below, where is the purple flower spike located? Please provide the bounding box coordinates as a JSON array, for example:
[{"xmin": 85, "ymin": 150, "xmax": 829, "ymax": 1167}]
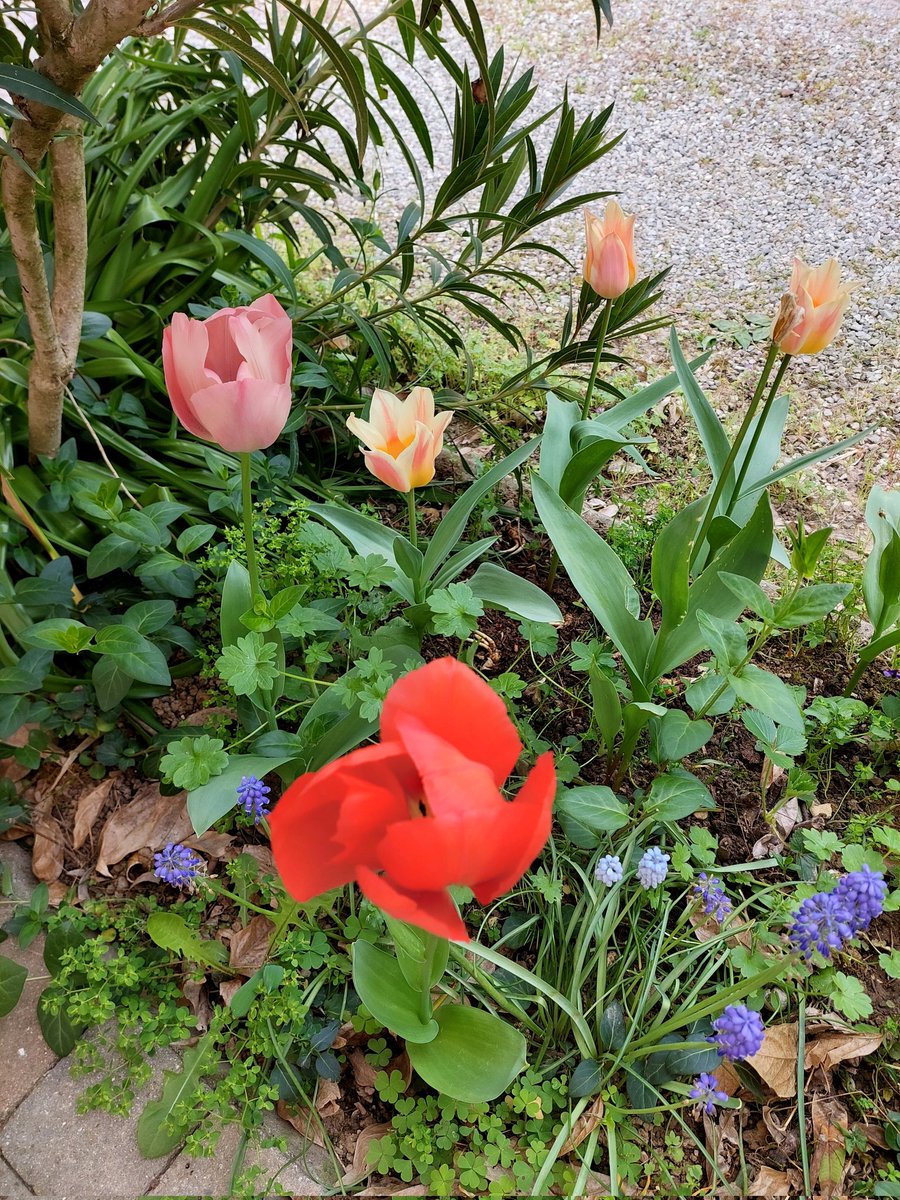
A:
[
  {"xmin": 690, "ymin": 1072, "xmax": 730, "ymax": 1115},
  {"xmin": 883, "ymin": 668, "xmax": 900, "ymax": 679},
  {"xmin": 236, "ymin": 775, "xmax": 271, "ymax": 823},
  {"xmin": 788, "ymin": 865, "xmax": 886, "ymax": 960},
  {"xmin": 693, "ymin": 873, "xmax": 732, "ymax": 922},
  {"xmin": 153, "ymin": 843, "xmax": 203, "ymax": 889},
  {"xmin": 711, "ymin": 1004, "xmax": 765, "ymax": 1061},
  {"xmin": 637, "ymin": 846, "xmax": 669, "ymax": 889}
]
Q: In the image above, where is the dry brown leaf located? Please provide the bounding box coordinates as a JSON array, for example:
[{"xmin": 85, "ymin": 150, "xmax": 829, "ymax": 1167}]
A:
[
  {"xmin": 358, "ymin": 1183, "xmax": 427, "ymax": 1197},
  {"xmin": 228, "ymin": 915, "xmax": 274, "ymax": 975},
  {"xmin": 712, "ymin": 1059, "xmax": 742, "ymax": 1097},
  {"xmin": 44, "ymin": 734, "xmax": 96, "ymax": 797},
  {"xmin": 774, "ymin": 796, "xmax": 800, "ymax": 839},
  {"xmin": 219, "ymin": 978, "xmax": 244, "ymax": 1007},
  {"xmin": 95, "ymin": 783, "xmax": 189, "ymax": 875},
  {"xmin": 702, "ymin": 1108, "xmax": 741, "ymax": 1186},
  {"xmin": 752, "ymin": 831, "xmax": 785, "ymax": 859},
  {"xmin": 237, "ymin": 843, "xmax": 275, "ymax": 874},
  {"xmin": 276, "ymin": 1099, "xmax": 325, "ymax": 1149},
  {"xmin": 805, "ymin": 1030, "xmax": 882, "ymax": 1073},
  {"xmin": 853, "ymin": 1122, "xmax": 889, "ymax": 1150},
  {"xmin": 73, "ymin": 775, "xmax": 117, "ymax": 850},
  {"xmin": 31, "ymin": 789, "xmax": 64, "ymax": 883},
  {"xmin": 748, "ymin": 1165, "xmax": 800, "ymax": 1196},
  {"xmin": 761, "ymin": 1104, "xmax": 799, "ymax": 1159},
  {"xmin": 560, "ymin": 1096, "xmax": 605, "ymax": 1156},
  {"xmin": 182, "ymin": 980, "xmax": 213, "ymax": 1031},
  {"xmin": 348, "ymin": 1048, "xmax": 380, "ymax": 1091},
  {"xmin": 748, "ymin": 1023, "xmax": 799, "ymax": 1098},
  {"xmin": 341, "ymin": 1120, "xmax": 393, "ymax": 1186},
  {"xmin": 189, "ymin": 830, "xmax": 233, "ymax": 859},
  {"xmin": 810, "ymin": 1096, "xmax": 848, "ymax": 1200}
]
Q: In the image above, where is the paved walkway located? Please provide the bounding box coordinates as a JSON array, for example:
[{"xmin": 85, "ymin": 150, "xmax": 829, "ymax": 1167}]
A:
[{"xmin": 0, "ymin": 843, "xmax": 330, "ymax": 1199}]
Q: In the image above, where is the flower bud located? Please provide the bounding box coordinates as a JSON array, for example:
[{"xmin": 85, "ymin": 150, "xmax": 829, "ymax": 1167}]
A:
[{"xmin": 583, "ymin": 201, "xmax": 637, "ymax": 300}]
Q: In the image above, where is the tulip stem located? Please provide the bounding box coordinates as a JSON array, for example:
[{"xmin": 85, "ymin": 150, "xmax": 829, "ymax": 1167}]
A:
[
  {"xmin": 689, "ymin": 341, "xmax": 781, "ymax": 571},
  {"xmin": 580, "ymin": 298, "xmax": 613, "ymax": 422},
  {"xmin": 240, "ymin": 452, "xmax": 261, "ymax": 602},
  {"xmin": 730, "ymin": 353, "xmax": 793, "ymax": 503},
  {"xmin": 406, "ymin": 489, "xmax": 418, "ymax": 551}
]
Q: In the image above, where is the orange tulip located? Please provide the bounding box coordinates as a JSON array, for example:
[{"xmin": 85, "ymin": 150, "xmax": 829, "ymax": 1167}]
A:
[
  {"xmin": 583, "ymin": 201, "xmax": 637, "ymax": 300},
  {"xmin": 346, "ymin": 386, "xmax": 453, "ymax": 493},
  {"xmin": 773, "ymin": 257, "xmax": 859, "ymax": 355}
]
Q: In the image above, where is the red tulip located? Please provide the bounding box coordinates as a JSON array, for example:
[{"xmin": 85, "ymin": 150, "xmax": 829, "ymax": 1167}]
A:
[
  {"xmin": 162, "ymin": 295, "xmax": 293, "ymax": 452},
  {"xmin": 269, "ymin": 658, "xmax": 556, "ymax": 941}
]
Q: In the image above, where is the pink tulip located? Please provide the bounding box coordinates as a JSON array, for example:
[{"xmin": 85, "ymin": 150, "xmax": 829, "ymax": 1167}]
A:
[
  {"xmin": 162, "ymin": 295, "xmax": 293, "ymax": 452},
  {"xmin": 583, "ymin": 201, "xmax": 637, "ymax": 300},
  {"xmin": 346, "ymin": 387, "xmax": 453, "ymax": 493},
  {"xmin": 773, "ymin": 258, "xmax": 859, "ymax": 355}
]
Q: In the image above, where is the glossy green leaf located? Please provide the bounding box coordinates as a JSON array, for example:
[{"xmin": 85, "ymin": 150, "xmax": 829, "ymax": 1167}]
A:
[
  {"xmin": 588, "ymin": 664, "xmax": 622, "ymax": 757},
  {"xmin": 644, "ymin": 770, "xmax": 715, "ymax": 821},
  {"xmin": 146, "ymin": 913, "xmax": 228, "ymax": 968},
  {"xmin": 37, "ymin": 991, "xmax": 83, "ymax": 1055},
  {"xmin": 0, "ymin": 955, "xmax": 27, "ymax": 1017},
  {"xmin": 0, "ymin": 63, "xmax": 99, "ymax": 124},
  {"xmin": 352, "ymin": 942, "xmax": 438, "ymax": 1044},
  {"xmin": 729, "ymin": 664, "xmax": 805, "ymax": 730},
  {"xmin": 93, "ymin": 625, "xmax": 171, "ymax": 686},
  {"xmin": 652, "ymin": 709, "xmax": 713, "ymax": 763},
  {"xmin": 406, "ymin": 1004, "xmax": 527, "ymax": 1102},
  {"xmin": 556, "ymin": 785, "xmax": 628, "ymax": 849}
]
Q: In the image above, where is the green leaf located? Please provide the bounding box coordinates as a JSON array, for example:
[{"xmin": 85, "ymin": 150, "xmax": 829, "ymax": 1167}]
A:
[
  {"xmin": 176, "ymin": 524, "xmax": 217, "ymax": 555},
  {"xmin": 555, "ymin": 785, "xmax": 629, "ymax": 849},
  {"xmin": 729, "ymin": 664, "xmax": 805, "ymax": 730},
  {"xmin": 466, "ymin": 562, "xmax": 562, "ymax": 625},
  {"xmin": 137, "ymin": 1032, "xmax": 217, "ymax": 1158},
  {"xmin": 146, "ymin": 913, "xmax": 228, "ymax": 969},
  {"xmin": 385, "ymin": 920, "xmax": 450, "ymax": 995},
  {"xmin": 94, "ymin": 625, "xmax": 171, "ymax": 686},
  {"xmin": 719, "ymin": 572, "xmax": 775, "ymax": 622},
  {"xmin": 92, "ymin": 655, "xmax": 134, "ymax": 710},
  {"xmin": 670, "ymin": 328, "xmax": 730, "ymax": 484},
  {"xmin": 43, "ymin": 922, "xmax": 86, "ymax": 978},
  {"xmin": 427, "ymin": 582, "xmax": 484, "ymax": 639},
  {"xmin": 37, "ymin": 991, "xmax": 83, "ymax": 1055},
  {"xmin": 22, "ymin": 618, "xmax": 94, "ymax": 653},
  {"xmin": 599, "ymin": 1001, "xmax": 628, "ymax": 1051},
  {"xmin": 122, "ymin": 599, "xmax": 177, "ymax": 635},
  {"xmin": 0, "ymin": 954, "xmax": 27, "ymax": 1017},
  {"xmin": 653, "ymin": 709, "xmax": 713, "ymax": 763},
  {"xmin": 827, "ymin": 971, "xmax": 872, "ymax": 1022},
  {"xmin": 774, "ymin": 583, "xmax": 852, "ymax": 629},
  {"xmin": 221, "ymin": 560, "xmax": 253, "ymax": 648},
  {"xmin": 651, "ymin": 499, "xmax": 704, "ymax": 643},
  {"xmin": 569, "ymin": 1058, "xmax": 602, "ymax": 1098},
  {"xmin": 406, "ymin": 1005, "xmax": 527, "ymax": 1103},
  {"xmin": 423, "ymin": 439, "xmax": 540, "ymax": 582},
  {"xmin": 86, "ymin": 533, "xmax": 140, "ymax": 577},
  {"xmin": 216, "ymin": 633, "xmax": 280, "ymax": 696},
  {"xmin": 533, "ymin": 475, "xmax": 652, "ymax": 693},
  {"xmin": 696, "ymin": 611, "xmax": 748, "ymax": 671},
  {"xmin": 187, "ymin": 754, "xmax": 292, "ymax": 835},
  {"xmin": 588, "ymin": 665, "xmax": 622, "ymax": 757},
  {"xmin": 160, "ymin": 735, "xmax": 229, "ymax": 792},
  {"xmin": 0, "ymin": 63, "xmax": 99, "ymax": 124},
  {"xmin": 352, "ymin": 942, "xmax": 439, "ymax": 1044},
  {"xmin": 644, "ymin": 770, "xmax": 715, "ymax": 821}
]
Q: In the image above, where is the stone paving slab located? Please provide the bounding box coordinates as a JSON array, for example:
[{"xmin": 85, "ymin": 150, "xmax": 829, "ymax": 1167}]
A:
[
  {"xmin": 0, "ymin": 1154, "xmax": 32, "ymax": 1199},
  {"xmin": 0, "ymin": 843, "xmax": 58, "ymax": 1124},
  {"xmin": 0, "ymin": 1046, "xmax": 181, "ymax": 1197},
  {"xmin": 150, "ymin": 1110, "xmax": 332, "ymax": 1197}
]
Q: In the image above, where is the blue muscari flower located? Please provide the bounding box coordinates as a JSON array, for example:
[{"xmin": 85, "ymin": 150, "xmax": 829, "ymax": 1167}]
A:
[
  {"xmin": 883, "ymin": 668, "xmax": 900, "ymax": 679},
  {"xmin": 153, "ymin": 843, "xmax": 203, "ymax": 889},
  {"xmin": 236, "ymin": 775, "xmax": 271, "ymax": 823},
  {"xmin": 690, "ymin": 1072, "xmax": 729, "ymax": 1115},
  {"xmin": 788, "ymin": 866, "xmax": 886, "ymax": 960},
  {"xmin": 637, "ymin": 846, "xmax": 669, "ymax": 889},
  {"xmin": 692, "ymin": 873, "xmax": 732, "ymax": 922},
  {"xmin": 595, "ymin": 855, "xmax": 624, "ymax": 887},
  {"xmin": 711, "ymin": 1004, "xmax": 765, "ymax": 1061}
]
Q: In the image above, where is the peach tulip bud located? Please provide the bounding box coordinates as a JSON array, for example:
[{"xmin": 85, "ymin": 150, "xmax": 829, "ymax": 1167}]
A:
[
  {"xmin": 346, "ymin": 387, "xmax": 453, "ymax": 493},
  {"xmin": 162, "ymin": 295, "xmax": 293, "ymax": 452},
  {"xmin": 583, "ymin": 201, "xmax": 637, "ymax": 300},
  {"xmin": 772, "ymin": 257, "xmax": 860, "ymax": 355}
]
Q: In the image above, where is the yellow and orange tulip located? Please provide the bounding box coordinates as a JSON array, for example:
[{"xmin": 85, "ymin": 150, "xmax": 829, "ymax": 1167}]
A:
[
  {"xmin": 583, "ymin": 201, "xmax": 637, "ymax": 300},
  {"xmin": 346, "ymin": 386, "xmax": 453, "ymax": 493},
  {"xmin": 773, "ymin": 257, "xmax": 859, "ymax": 355}
]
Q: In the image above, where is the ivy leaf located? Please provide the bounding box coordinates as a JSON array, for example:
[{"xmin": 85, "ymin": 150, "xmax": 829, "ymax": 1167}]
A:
[
  {"xmin": 215, "ymin": 632, "xmax": 280, "ymax": 696},
  {"xmin": 427, "ymin": 582, "xmax": 484, "ymax": 640},
  {"xmin": 160, "ymin": 735, "xmax": 229, "ymax": 791}
]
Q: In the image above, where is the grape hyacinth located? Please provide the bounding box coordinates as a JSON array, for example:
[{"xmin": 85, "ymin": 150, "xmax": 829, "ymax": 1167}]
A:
[
  {"xmin": 693, "ymin": 873, "xmax": 732, "ymax": 922},
  {"xmin": 595, "ymin": 855, "xmax": 624, "ymax": 887},
  {"xmin": 637, "ymin": 846, "xmax": 670, "ymax": 889},
  {"xmin": 788, "ymin": 866, "xmax": 886, "ymax": 960},
  {"xmin": 153, "ymin": 843, "xmax": 203, "ymax": 889},
  {"xmin": 883, "ymin": 668, "xmax": 900, "ymax": 679},
  {"xmin": 690, "ymin": 1072, "xmax": 730, "ymax": 1116},
  {"xmin": 711, "ymin": 1004, "xmax": 765, "ymax": 1061},
  {"xmin": 237, "ymin": 775, "xmax": 271, "ymax": 823}
]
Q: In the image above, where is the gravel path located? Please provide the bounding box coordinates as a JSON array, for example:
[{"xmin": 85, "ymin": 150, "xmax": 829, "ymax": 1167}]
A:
[{"xmin": 346, "ymin": 0, "xmax": 899, "ymax": 537}]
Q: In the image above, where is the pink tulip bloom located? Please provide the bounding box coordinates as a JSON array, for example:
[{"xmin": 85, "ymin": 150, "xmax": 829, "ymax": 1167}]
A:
[
  {"xmin": 162, "ymin": 295, "xmax": 293, "ymax": 452},
  {"xmin": 773, "ymin": 258, "xmax": 860, "ymax": 355},
  {"xmin": 346, "ymin": 387, "xmax": 454, "ymax": 493},
  {"xmin": 583, "ymin": 201, "xmax": 637, "ymax": 300}
]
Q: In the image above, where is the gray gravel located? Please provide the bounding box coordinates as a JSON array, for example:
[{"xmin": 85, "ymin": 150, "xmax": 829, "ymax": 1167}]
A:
[{"xmin": 337, "ymin": 0, "xmax": 900, "ymax": 536}]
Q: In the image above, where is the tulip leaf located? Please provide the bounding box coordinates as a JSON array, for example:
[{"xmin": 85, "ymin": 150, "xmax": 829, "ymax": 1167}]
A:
[
  {"xmin": 386, "ymin": 920, "xmax": 450, "ymax": 994},
  {"xmin": 352, "ymin": 942, "xmax": 439, "ymax": 1044},
  {"xmin": 406, "ymin": 1005, "xmax": 527, "ymax": 1102},
  {"xmin": 467, "ymin": 562, "xmax": 562, "ymax": 625}
]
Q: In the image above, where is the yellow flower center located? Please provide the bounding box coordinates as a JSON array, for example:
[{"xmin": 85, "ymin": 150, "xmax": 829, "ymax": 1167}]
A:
[{"xmin": 382, "ymin": 431, "xmax": 416, "ymax": 459}]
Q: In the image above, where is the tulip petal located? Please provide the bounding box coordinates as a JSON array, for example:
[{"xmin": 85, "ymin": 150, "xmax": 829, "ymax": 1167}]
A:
[
  {"xmin": 187, "ymin": 377, "xmax": 291, "ymax": 452},
  {"xmin": 470, "ymin": 752, "xmax": 556, "ymax": 902},
  {"xmin": 362, "ymin": 448, "xmax": 413, "ymax": 492},
  {"xmin": 270, "ymin": 744, "xmax": 410, "ymax": 900},
  {"xmin": 346, "ymin": 414, "xmax": 387, "ymax": 453},
  {"xmin": 202, "ymin": 308, "xmax": 246, "ymax": 384},
  {"xmin": 369, "ymin": 389, "xmax": 411, "ymax": 450},
  {"xmin": 380, "ymin": 658, "xmax": 522, "ymax": 786},
  {"xmin": 588, "ymin": 233, "xmax": 631, "ymax": 300},
  {"xmin": 356, "ymin": 865, "xmax": 468, "ymax": 941},
  {"xmin": 430, "ymin": 409, "xmax": 454, "ymax": 458},
  {"xmin": 408, "ymin": 386, "xmax": 436, "ymax": 426},
  {"xmin": 249, "ymin": 294, "xmax": 291, "ymax": 322},
  {"xmin": 403, "ymin": 425, "xmax": 438, "ymax": 490},
  {"xmin": 232, "ymin": 311, "xmax": 293, "ymax": 386},
  {"xmin": 163, "ymin": 317, "xmax": 217, "ymax": 440}
]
